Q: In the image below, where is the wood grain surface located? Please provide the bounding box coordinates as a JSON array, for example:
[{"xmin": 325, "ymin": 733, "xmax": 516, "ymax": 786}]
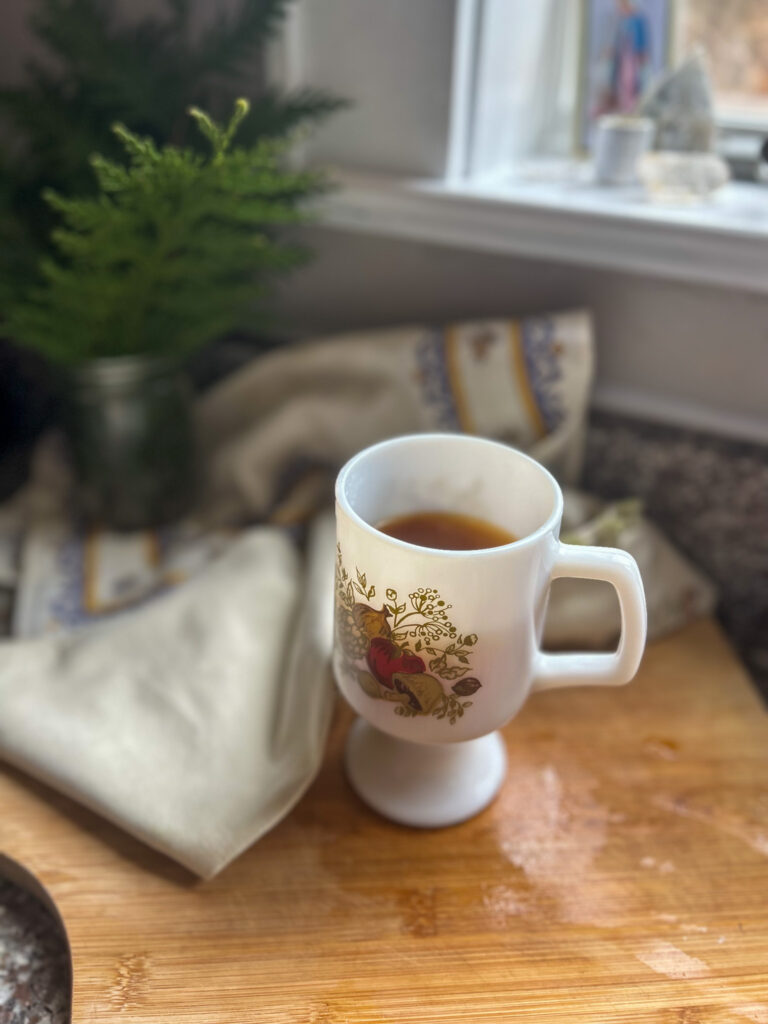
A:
[{"xmin": 2, "ymin": 618, "xmax": 768, "ymax": 1023}]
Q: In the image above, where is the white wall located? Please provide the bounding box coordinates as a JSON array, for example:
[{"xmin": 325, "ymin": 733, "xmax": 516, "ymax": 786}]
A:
[
  {"xmin": 278, "ymin": 227, "xmax": 768, "ymax": 442},
  {"xmin": 293, "ymin": 0, "xmax": 457, "ymax": 176}
]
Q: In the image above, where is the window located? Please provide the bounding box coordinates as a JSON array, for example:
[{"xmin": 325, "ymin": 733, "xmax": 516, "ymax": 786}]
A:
[
  {"xmin": 281, "ymin": 0, "xmax": 768, "ymax": 185},
  {"xmin": 451, "ymin": 0, "xmax": 582, "ymax": 182},
  {"xmin": 678, "ymin": 0, "xmax": 768, "ymax": 128},
  {"xmin": 299, "ymin": 0, "xmax": 768, "ymax": 299},
  {"xmin": 451, "ymin": 0, "xmax": 768, "ymax": 184}
]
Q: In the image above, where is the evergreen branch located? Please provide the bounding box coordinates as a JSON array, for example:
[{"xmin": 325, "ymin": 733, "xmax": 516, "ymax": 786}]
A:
[
  {"xmin": 236, "ymin": 87, "xmax": 350, "ymax": 142},
  {"xmin": 8, "ymin": 100, "xmax": 318, "ymax": 366},
  {"xmin": 30, "ymin": 0, "xmax": 114, "ymax": 71},
  {"xmin": 0, "ymin": 0, "xmax": 342, "ymax": 315},
  {"xmin": 193, "ymin": 0, "xmax": 293, "ymax": 78},
  {"xmin": 166, "ymin": 0, "xmax": 192, "ymax": 30}
]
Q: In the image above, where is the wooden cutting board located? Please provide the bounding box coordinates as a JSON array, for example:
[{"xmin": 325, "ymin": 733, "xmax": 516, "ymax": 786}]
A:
[{"xmin": 2, "ymin": 618, "xmax": 768, "ymax": 1023}]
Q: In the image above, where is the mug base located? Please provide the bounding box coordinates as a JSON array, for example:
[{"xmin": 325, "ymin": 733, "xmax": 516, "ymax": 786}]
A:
[{"xmin": 344, "ymin": 718, "xmax": 507, "ymax": 828}]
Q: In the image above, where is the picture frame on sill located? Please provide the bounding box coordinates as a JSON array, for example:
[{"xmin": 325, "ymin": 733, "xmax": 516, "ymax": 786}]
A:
[{"xmin": 576, "ymin": 0, "xmax": 675, "ymax": 154}]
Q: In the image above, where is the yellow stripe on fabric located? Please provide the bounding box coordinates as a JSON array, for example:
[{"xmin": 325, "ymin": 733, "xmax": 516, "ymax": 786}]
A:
[
  {"xmin": 83, "ymin": 532, "xmax": 163, "ymax": 614},
  {"xmin": 145, "ymin": 532, "xmax": 161, "ymax": 568},
  {"xmin": 444, "ymin": 327, "xmax": 475, "ymax": 432},
  {"xmin": 509, "ymin": 321, "xmax": 547, "ymax": 440}
]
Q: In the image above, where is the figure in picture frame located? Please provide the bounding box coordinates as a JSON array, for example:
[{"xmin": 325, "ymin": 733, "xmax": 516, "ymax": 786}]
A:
[{"xmin": 578, "ymin": 0, "xmax": 673, "ymax": 151}]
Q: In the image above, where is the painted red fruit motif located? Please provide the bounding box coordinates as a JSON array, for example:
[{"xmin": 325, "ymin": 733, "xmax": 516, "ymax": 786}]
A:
[
  {"xmin": 366, "ymin": 636, "xmax": 426, "ymax": 690},
  {"xmin": 335, "ymin": 547, "xmax": 483, "ymax": 724}
]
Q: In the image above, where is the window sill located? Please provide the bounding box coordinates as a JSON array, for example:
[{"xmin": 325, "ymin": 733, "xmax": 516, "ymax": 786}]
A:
[{"xmin": 319, "ymin": 170, "xmax": 768, "ymax": 295}]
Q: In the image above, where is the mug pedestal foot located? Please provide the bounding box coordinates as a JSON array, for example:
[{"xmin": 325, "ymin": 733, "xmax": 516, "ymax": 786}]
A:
[{"xmin": 344, "ymin": 718, "xmax": 507, "ymax": 828}]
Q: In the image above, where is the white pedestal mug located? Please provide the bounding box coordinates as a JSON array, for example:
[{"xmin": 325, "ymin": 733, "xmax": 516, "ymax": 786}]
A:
[{"xmin": 334, "ymin": 434, "xmax": 647, "ymax": 827}]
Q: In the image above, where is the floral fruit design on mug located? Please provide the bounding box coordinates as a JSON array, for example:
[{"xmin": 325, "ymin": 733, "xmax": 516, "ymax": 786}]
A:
[{"xmin": 335, "ymin": 546, "xmax": 482, "ymax": 724}]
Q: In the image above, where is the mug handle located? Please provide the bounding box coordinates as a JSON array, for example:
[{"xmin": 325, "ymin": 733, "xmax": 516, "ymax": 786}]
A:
[{"xmin": 532, "ymin": 542, "xmax": 647, "ymax": 692}]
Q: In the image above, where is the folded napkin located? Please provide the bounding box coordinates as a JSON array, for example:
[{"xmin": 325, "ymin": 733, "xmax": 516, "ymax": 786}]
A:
[{"xmin": 0, "ymin": 518, "xmax": 336, "ymax": 878}]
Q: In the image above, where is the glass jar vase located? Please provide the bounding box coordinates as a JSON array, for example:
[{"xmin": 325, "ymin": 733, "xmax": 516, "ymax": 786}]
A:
[{"xmin": 62, "ymin": 355, "xmax": 196, "ymax": 530}]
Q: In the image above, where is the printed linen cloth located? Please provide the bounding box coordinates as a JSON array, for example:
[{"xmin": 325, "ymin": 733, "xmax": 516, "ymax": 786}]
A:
[{"xmin": 197, "ymin": 311, "xmax": 594, "ymax": 526}]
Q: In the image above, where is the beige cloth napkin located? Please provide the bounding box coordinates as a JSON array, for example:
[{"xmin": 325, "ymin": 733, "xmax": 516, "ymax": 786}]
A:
[{"xmin": 0, "ymin": 518, "xmax": 336, "ymax": 878}]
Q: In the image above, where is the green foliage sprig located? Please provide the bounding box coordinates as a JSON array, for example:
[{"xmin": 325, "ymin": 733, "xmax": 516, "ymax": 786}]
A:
[
  {"xmin": 8, "ymin": 99, "xmax": 322, "ymax": 365},
  {"xmin": 0, "ymin": 0, "xmax": 344, "ymax": 308}
]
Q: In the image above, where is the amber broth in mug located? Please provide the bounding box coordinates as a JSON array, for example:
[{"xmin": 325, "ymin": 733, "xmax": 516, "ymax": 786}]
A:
[{"xmin": 376, "ymin": 511, "xmax": 516, "ymax": 551}]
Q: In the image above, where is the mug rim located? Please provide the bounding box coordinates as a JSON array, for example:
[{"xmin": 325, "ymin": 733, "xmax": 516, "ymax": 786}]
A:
[{"xmin": 335, "ymin": 433, "xmax": 564, "ymax": 559}]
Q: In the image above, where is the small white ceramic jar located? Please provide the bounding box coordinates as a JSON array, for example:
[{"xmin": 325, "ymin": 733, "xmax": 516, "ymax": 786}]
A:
[{"xmin": 593, "ymin": 115, "xmax": 656, "ymax": 186}]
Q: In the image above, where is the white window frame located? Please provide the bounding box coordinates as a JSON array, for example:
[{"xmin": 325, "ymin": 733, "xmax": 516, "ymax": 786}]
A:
[{"xmin": 273, "ymin": 0, "xmax": 768, "ymax": 300}]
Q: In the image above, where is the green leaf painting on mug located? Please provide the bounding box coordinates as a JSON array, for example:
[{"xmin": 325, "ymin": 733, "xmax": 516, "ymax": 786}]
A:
[
  {"xmin": 433, "ymin": 663, "xmax": 470, "ymax": 681},
  {"xmin": 335, "ymin": 545, "xmax": 483, "ymax": 724}
]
